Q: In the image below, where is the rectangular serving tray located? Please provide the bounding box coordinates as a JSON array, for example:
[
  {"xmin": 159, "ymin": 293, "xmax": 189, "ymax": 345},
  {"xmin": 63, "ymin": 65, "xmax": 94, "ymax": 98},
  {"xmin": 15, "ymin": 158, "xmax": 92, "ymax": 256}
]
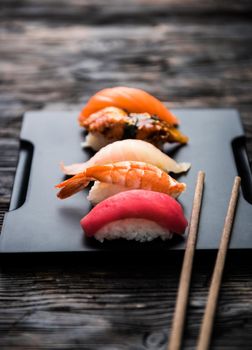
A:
[{"xmin": 1, "ymin": 109, "xmax": 252, "ymax": 254}]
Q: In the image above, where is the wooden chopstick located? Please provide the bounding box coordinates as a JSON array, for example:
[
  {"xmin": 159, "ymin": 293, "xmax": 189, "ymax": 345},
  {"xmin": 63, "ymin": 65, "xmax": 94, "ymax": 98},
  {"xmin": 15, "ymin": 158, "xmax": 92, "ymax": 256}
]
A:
[
  {"xmin": 196, "ymin": 176, "xmax": 241, "ymax": 350},
  {"xmin": 167, "ymin": 171, "xmax": 205, "ymax": 350}
]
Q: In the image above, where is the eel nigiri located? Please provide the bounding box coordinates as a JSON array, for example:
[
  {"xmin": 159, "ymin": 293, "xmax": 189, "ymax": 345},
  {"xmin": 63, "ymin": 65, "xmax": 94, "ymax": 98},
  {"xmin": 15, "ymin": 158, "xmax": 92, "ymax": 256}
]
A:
[
  {"xmin": 55, "ymin": 161, "xmax": 186, "ymax": 201},
  {"xmin": 81, "ymin": 190, "xmax": 188, "ymax": 242},
  {"xmin": 79, "ymin": 86, "xmax": 179, "ymax": 125},
  {"xmin": 61, "ymin": 139, "xmax": 191, "ymax": 175},
  {"xmin": 81, "ymin": 107, "xmax": 188, "ymax": 150}
]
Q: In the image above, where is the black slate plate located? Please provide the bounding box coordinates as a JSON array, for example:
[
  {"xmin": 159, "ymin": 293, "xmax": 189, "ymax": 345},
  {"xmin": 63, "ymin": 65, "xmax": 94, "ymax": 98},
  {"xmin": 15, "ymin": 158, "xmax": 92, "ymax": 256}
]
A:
[{"xmin": 1, "ymin": 109, "xmax": 252, "ymax": 254}]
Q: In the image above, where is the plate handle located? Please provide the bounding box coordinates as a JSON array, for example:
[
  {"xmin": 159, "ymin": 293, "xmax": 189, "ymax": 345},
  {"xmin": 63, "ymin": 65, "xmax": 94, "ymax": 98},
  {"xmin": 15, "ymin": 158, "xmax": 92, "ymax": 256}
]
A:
[
  {"xmin": 232, "ymin": 136, "xmax": 252, "ymax": 204},
  {"xmin": 9, "ymin": 140, "xmax": 34, "ymax": 211}
]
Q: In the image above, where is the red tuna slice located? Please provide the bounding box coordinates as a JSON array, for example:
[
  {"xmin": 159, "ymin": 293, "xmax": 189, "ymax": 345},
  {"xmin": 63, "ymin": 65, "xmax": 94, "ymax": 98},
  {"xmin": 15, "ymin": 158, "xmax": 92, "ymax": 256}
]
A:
[{"xmin": 81, "ymin": 190, "xmax": 188, "ymax": 237}]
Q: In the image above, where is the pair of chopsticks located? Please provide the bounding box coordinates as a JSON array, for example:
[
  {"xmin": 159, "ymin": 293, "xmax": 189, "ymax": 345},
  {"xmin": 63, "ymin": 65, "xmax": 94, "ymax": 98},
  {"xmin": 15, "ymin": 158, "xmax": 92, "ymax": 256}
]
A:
[{"xmin": 167, "ymin": 171, "xmax": 241, "ymax": 350}]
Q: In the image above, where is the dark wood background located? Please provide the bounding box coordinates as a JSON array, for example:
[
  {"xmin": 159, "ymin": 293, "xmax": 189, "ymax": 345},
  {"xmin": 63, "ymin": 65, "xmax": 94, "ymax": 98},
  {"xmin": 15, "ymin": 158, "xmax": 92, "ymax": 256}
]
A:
[{"xmin": 1, "ymin": 1, "xmax": 252, "ymax": 349}]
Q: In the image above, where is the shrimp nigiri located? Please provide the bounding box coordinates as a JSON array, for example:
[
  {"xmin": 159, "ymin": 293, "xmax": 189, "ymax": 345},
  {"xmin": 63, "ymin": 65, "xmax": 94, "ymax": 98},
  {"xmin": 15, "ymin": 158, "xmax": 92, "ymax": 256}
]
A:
[
  {"xmin": 55, "ymin": 161, "xmax": 186, "ymax": 201},
  {"xmin": 79, "ymin": 87, "xmax": 178, "ymax": 125},
  {"xmin": 61, "ymin": 139, "xmax": 191, "ymax": 175}
]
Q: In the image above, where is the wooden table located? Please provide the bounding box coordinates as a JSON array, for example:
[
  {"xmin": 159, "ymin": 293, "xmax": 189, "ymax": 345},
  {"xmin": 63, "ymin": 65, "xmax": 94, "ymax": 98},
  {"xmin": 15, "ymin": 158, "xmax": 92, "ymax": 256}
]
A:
[{"xmin": 1, "ymin": 1, "xmax": 252, "ymax": 349}]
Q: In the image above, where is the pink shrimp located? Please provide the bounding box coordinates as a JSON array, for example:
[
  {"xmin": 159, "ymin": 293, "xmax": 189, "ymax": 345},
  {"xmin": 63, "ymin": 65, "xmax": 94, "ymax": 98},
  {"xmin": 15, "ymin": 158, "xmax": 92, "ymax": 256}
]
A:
[{"xmin": 55, "ymin": 161, "xmax": 186, "ymax": 200}]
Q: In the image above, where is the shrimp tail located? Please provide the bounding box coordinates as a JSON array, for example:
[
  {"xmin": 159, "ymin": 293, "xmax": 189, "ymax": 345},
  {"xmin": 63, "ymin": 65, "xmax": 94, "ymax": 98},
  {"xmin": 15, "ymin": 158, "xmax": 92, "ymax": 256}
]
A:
[{"xmin": 55, "ymin": 172, "xmax": 90, "ymax": 199}]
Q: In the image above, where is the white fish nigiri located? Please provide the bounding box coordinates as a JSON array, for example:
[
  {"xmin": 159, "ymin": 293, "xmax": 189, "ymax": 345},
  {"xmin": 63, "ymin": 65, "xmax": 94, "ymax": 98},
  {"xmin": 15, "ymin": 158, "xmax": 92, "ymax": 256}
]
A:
[{"xmin": 61, "ymin": 139, "xmax": 190, "ymax": 175}]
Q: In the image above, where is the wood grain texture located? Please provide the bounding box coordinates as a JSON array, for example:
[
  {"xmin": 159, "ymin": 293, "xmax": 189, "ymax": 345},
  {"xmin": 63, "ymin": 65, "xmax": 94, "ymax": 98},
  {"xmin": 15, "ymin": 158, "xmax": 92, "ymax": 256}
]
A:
[{"xmin": 0, "ymin": 0, "xmax": 252, "ymax": 349}]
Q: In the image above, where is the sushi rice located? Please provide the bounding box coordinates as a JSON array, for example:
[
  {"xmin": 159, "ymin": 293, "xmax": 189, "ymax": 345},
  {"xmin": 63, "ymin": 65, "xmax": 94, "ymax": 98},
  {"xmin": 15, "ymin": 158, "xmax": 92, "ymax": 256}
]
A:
[{"xmin": 94, "ymin": 218, "xmax": 172, "ymax": 242}]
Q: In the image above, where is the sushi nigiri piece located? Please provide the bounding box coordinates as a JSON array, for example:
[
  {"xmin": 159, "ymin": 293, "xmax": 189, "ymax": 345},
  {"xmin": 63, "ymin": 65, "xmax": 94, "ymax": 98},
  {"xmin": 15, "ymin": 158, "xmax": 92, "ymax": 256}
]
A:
[
  {"xmin": 87, "ymin": 182, "xmax": 129, "ymax": 205},
  {"xmin": 81, "ymin": 190, "xmax": 188, "ymax": 242},
  {"xmin": 55, "ymin": 161, "xmax": 186, "ymax": 201},
  {"xmin": 81, "ymin": 107, "xmax": 188, "ymax": 150},
  {"xmin": 79, "ymin": 86, "xmax": 179, "ymax": 126},
  {"xmin": 61, "ymin": 139, "xmax": 191, "ymax": 175}
]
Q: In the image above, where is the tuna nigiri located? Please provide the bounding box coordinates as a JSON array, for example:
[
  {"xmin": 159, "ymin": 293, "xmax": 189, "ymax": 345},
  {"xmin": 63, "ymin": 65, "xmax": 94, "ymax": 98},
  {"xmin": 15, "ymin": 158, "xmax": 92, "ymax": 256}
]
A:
[
  {"xmin": 81, "ymin": 190, "xmax": 188, "ymax": 242},
  {"xmin": 79, "ymin": 87, "xmax": 179, "ymax": 125},
  {"xmin": 61, "ymin": 139, "xmax": 191, "ymax": 175},
  {"xmin": 55, "ymin": 161, "xmax": 186, "ymax": 201}
]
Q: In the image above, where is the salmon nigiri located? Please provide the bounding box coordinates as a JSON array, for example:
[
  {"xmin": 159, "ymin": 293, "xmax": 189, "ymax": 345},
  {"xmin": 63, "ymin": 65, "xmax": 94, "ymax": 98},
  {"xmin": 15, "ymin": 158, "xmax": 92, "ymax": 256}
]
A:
[
  {"xmin": 61, "ymin": 139, "xmax": 191, "ymax": 175},
  {"xmin": 79, "ymin": 87, "xmax": 179, "ymax": 126},
  {"xmin": 55, "ymin": 161, "xmax": 186, "ymax": 201}
]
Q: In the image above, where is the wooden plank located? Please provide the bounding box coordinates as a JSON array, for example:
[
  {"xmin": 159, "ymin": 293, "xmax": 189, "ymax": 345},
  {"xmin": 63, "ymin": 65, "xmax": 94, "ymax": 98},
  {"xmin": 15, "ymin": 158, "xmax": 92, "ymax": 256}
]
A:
[{"xmin": 1, "ymin": 0, "xmax": 252, "ymax": 23}]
